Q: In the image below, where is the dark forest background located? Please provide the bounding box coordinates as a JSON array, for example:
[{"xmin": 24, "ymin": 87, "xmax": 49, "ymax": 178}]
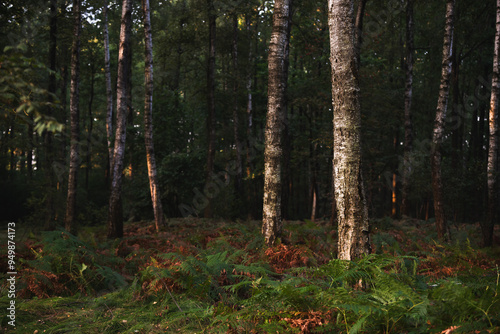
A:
[{"xmin": 0, "ymin": 0, "xmax": 496, "ymax": 228}]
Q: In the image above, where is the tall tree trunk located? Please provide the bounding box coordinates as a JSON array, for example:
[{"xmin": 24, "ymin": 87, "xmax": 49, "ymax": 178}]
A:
[
  {"xmin": 65, "ymin": 0, "xmax": 81, "ymax": 234},
  {"xmin": 431, "ymin": 0, "xmax": 455, "ymax": 242},
  {"xmin": 204, "ymin": 0, "xmax": 216, "ymax": 218},
  {"xmin": 485, "ymin": 0, "xmax": 500, "ymax": 247},
  {"xmin": 401, "ymin": 0, "xmax": 414, "ymax": 217},
  {"xmin": 85, "ymin": 68, "xmax": 95, "ymax": 192},
  {"xmin": 103, "ymin": 0, "xmax": 114, "ymax": 180},
  {"xmin": 262, "ymin": 0, "xmax": 291, "ymax": 246},
  {"xmin": 108, "ymin": 0, "xmax": 132, "ymax": 239},
  {"xmin": 328, "ymin": 0, "xmax": 370, "ymax": 261},
  {"xmin": 44, "ymin": 0, "xmax": 58, "ymax": 229},
  {"xmin": 245, "ymin": 15, "xmax": 255, "ymax": 219},
  {"xmin": 232, "ymin": 14, "xmax": 243, "ymax": 196},
  {"xmin": 142, "ymin": 0, "xmax": 164, "ymax": 232},
  {"xmin": 281, "ymin": 3, "xmax": 293, "ymax": 221}
]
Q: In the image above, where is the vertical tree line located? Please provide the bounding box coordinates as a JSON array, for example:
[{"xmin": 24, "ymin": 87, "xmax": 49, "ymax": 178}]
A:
[{"xmin": 0, "ymin": 0, "xmax": 498, "ymax": 250}]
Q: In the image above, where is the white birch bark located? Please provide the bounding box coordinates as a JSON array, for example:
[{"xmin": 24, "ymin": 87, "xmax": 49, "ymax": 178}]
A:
[
  {"xmin": 262, "ymin": 0, "xmax": 291, "ymax": 246},
  {"xmin": 485, "ymin": 0, "xmax": 500, "ymax": 247},
  {"xmin": 328, "ymin": 0, "xmax": 370, "ymax": 261}
]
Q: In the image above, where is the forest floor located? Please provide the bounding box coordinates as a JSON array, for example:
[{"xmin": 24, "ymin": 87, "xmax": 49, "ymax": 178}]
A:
[{"xmin": 1, "ymin": 217, "xmax": 499, "ymax": 333}]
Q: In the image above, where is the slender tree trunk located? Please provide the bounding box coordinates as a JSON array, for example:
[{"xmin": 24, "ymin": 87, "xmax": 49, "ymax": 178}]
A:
[
  {"xmin": 281, "ymin": 3, "xmax": 293, "ymax": 221},
  {"xmin": 329, "ymin": 0, "xmax": 370, "ymax": 261},
  {"xmin": 262, "ymin": 0, "xmax": 291, "ymax": 246},
  {"xmin": 108, "ymin": 0, "xmax": 132, "ymax": 239},
  {"xmin": 401, "ymin": 0, "xmax": 414, "ymax": 217},
  {"xmin": 245, "ymin": 15, "xmax": 254, "ymax": 181},
  {"xmin": 44, "ymin": 0, "xmax": 58, "ymax": 229},
  {"xmin": 232, "ymin": 14, "xmax": 243, "ymax": 195},
  {"xmin": 86, "ymin": 68, "xmax": 95, "ymax": 192},
  {"xmin": 103, "ymin": 0, "xmax": 114, "ymax": 179},
  {"xmin": 142, "ymin": 0, "xmax": 164, "ymax": 232},
  {"xmin": 485, "ymin": 0, "xmax": 500, "ymax": 247},
  {"xmin": 65, "ymin": 0, "xmax": 81, "ymax": 234},
  {"xmin": 431, "ymin": 0, "xmax": 455, "ymax": 242},
  {"xmin": 354, "ymin": 0, "xmax": 367, "ymax": 63},
  {"xmin": 204, "ymin": 0, "xmax": 216, "ymax": 218}
]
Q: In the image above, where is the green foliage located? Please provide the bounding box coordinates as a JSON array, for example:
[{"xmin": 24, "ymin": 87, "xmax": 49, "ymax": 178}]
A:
[{"xmin": 20, "ymin": 230, "xmax": 126, "ymax": 297}]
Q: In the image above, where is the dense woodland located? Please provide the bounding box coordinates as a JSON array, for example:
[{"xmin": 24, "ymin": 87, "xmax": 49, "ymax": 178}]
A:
[
  {"xmin": 1, "ymin": 0, "xmax": 500, "ymax": 332},
  {"xmin": 0, "ymin": 0, "xmax": 498, "ymax": 239}
]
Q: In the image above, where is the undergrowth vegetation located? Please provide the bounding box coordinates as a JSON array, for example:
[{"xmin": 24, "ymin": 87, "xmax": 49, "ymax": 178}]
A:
[{"xmin": 1, "ymin": 218, "xmax": 499, "ymax": 333}]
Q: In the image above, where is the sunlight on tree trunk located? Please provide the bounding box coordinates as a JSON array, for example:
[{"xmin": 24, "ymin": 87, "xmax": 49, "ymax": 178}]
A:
[
  {"xmin": 328, "ymin": 0, "xmax": 370, "ymax": 261},
  {"xmin": 142, "ymin": 0, "xmax": 164, "ymax": 233},
  {"xmin": 485, "ymin": 0, "xmax": 500, "ymax": 247}
]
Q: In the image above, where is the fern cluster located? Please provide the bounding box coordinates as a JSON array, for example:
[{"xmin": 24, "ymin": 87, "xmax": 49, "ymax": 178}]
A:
[{"xmin": 18, "ymin": 230, "xmax": 126, "ymax": 297}]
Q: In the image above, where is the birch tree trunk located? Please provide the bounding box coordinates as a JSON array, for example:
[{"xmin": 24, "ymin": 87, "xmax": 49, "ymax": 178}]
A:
[
  {"xmin": 485, "ymin": 0, "xmax": 500, "ymax": 247},
  {"xmin": 204, "ymin": 0, "xmax": 216, "ymax": 218},
  {"xmin": 142, "ymin": 0, "xmax": 164, "ymax": 232},
  {"xmin": 103, "ymin": 0, "xmax": 114, "ymax": 176},
  {"xmin": 431, "ymin": 0, "xmax": 455, "ymax": 241},
  {"xmin": 401, "ymin": 0, "xmax": 414, "ymax": 217},
  {"xmin": 65, "ymin": 0, "xmax": 81, "ymax": 234},
  {"xmin": 262, "ymin": 0, "xmax": 291, "ymax": 247},
  {"xmin": 108, "ymin": 0, "xmax": 132, "ymax": 239},
  {"xmin": 328, "ymin": 0, "xmax": 370, "ymax": 261}
]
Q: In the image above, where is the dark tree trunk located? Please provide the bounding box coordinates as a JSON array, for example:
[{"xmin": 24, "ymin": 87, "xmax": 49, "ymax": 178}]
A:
[
  {"xmin": 431, "ymin": 0, "xmax": 455, "ymax": 242},
  {"xmin": 108, "ymin": 0, "xmax": 132, "ymax": 239},
  {"xmin": 245, "ymin": 14, "xmax": 255, "ymax": 219},
  {"xmin": 65, "ymin": 0, "xmax": 81, "ymax": 234},
  {"xmin": 85, "ymin": 68, "xmax": 95, "ymax": 192},
  {"xmin": 44, "ymin": 0, "xmax": 58, "ymax": 229},
  {"xmin": 401, "ymin": 0, "xmax": 414, "ymax": 217},
  {"xmin": 329, "ymin": 0, "xmax": 370, "ymax": 260},
  {"xmin": 262, "ymin": 0, "xmax": 291, "ymax": 246},
  {"xmin": 142, "ymin": 0, "xmax": 164, "ymax": 232},
  {"xmin": 485, "ymin": 0, "xmax": 500, "ymax": 247},
  {"xmin": 103, "ymin": 0, "xmax": 114, "ymax": 180},
  {"xmin": 232, "ymin": 14, "xmax": 243, "ymax": 196},
  {"xmin": 204, "ymin": 0, "xmax": 216, "ymax": 218}
]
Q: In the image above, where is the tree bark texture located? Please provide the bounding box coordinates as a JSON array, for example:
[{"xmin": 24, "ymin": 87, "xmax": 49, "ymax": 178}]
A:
[
  {"xmin": 485, "ymin": 0, "xmax": 500, "ymax": 247},
  {"xmin": 142, "ymin": 0, "xmax": 164, "ymax": 232},
  {"xmin": 65, "ymin": 0, "xmax": 81, "ymax": 234},
  {"xmin": 328, "ymin": 0, "xmax": 370, "ymax": 261},
  {"xmin": 232, "ymin": 14, "xmax": 243, "ymax": 195},
  {"xmin": 262, "ymin": 0, "xmax": 291, "ymax": 247},
  {"xmin": 401, "ymin": 0, "xmax": 414, "ymax": 217},
  {"xmin": 103, "ymin": 0, "xmax": 114, "ymax": 173},
  {"xmin": 431, "ymin": 0, "xmax": 455, "ymax": 241},
  {"xmin": 204, "ymin": 0, "xmax": 216, "ymax": 218},
  {"xmin": 108, "ymin": 0, "xmax": 132, "ymax": 239}
]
